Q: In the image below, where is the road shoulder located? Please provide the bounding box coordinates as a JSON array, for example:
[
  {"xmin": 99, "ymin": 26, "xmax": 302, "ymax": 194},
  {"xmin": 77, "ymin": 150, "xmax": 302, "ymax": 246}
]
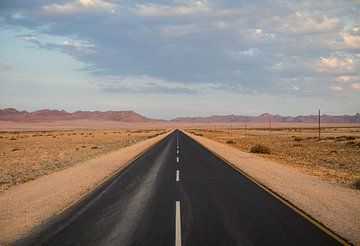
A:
[
  {"xmin": 0, "ymin": 131, "xmax": 171, "ymax": 245},
  {"xmin": 183, "ymin": 130, "xmax": 360, "ymax": 245}
]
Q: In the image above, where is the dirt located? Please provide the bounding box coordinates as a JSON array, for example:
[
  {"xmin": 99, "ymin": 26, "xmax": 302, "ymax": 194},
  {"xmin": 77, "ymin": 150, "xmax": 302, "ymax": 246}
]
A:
[
  {"xmin": 0, "ymin": 129, "xmax": 166, "ymax": 192},
  {"xmin": 0, "ymin": 131, "xmax": 171, "ymax": 245},
  {"xmin": 184, "ymin": 130, "xmax": 360, "ymax": 245},
  {"xmin": 187, "ymin": 127, "xmax": 360, "ymax": 187}
]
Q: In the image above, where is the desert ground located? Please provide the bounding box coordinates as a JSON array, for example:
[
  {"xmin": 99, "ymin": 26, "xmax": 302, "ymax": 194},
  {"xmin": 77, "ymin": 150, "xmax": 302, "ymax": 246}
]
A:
[
  {"xmin": 187, "ymin": 125, "xmax": 360, "ymax": 188},
  {"xmin": 0, "ymin": 128, "xmax": 167, "ymax": 192}
]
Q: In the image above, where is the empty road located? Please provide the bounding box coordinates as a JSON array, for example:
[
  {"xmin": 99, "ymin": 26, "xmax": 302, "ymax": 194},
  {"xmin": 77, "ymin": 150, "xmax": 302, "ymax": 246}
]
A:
[{"xmin": 17, "ymin": 130, "xmax": 343, "ymax": 246}]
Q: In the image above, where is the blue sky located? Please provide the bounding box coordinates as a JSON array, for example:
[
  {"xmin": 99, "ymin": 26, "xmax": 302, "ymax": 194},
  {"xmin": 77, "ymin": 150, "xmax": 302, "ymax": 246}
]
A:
[{"xmin": 0, "ymin": 0, "xmax": 359, "ymax": 119}]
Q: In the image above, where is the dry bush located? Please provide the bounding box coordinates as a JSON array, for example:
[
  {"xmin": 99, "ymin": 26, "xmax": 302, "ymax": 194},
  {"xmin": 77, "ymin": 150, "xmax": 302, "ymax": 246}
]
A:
[
  {"xmin": 91, "ymin": 146, "xmax": 98, "ymax": 149},
  {"xmin": 294, "ymin": 137, "xmax": 303, "ymax": 141},
  {"xmin": 226, "ymin": 140, "xmax": 236, "ymax": 144},
  {"xmin": 353, "ymin": 179, "xmax": 360, "ymax": 190},
  {"xmin": 250, "ymin": 144, "xmax": 271, "ymax": 154}
]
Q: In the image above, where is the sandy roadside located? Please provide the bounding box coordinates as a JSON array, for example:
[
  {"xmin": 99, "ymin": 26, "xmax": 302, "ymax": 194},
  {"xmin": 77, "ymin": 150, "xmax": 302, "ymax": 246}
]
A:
[
  {"xmin": 0, "ymin": 131, "xmax": 171, "ymax": 245},
  {"xmin": 183, "ymin": 130, "xmax": 360, "ymax": 245}
]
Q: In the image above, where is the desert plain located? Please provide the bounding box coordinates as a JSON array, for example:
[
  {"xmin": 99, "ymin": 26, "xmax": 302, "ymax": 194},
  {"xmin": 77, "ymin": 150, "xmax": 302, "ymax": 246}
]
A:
[
  {"xmin": 0, "ymin": 128, "xmax": 166, "ymax": 192},
  {"xmin": 187, "ymin": 125, "xmax": 360, "ymax": 188}
]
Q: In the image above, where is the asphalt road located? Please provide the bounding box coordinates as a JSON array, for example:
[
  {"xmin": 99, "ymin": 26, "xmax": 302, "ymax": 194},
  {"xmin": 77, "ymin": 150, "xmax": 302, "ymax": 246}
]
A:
[{"xmin": 17, "ymin": 130, "xmax": 342, "ymax": 246}]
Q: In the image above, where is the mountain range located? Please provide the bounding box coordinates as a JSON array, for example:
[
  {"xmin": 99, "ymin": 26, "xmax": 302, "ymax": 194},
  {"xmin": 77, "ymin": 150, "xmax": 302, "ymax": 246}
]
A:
[{"xmin": 1, "ymin": 108, "xmax": 359, "ymax": 123}]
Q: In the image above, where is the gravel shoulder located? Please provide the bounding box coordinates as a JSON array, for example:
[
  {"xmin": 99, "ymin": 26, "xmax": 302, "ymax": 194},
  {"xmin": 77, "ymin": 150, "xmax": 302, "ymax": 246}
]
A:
[
  {"xmin": 0, "ymin": 131, "xmax": 171, "ymax": 245},
  {"xmin": 184, "ymin": 130, "xmax": 360, "ymax": 245}
]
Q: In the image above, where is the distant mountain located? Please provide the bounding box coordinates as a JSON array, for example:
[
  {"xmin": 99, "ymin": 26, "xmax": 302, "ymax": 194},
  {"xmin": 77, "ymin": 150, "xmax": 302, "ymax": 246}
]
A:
[
  {"xmin": 1, "ymin": 108, "xmax": 359, "ymax": 123},
  {"xmin": 171, "ymin": 113, "xmax": 360, "ymax": 123},
  {"xmin": 0, "ymin": 108, "xmax": 158, "ymax": 122}
]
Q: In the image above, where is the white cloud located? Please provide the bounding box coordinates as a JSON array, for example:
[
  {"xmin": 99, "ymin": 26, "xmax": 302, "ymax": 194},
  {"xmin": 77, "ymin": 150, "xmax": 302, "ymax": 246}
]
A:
[
  {"xmin": 271, "ymin": 11, "xmax": 341, "ymax": 34},
  {"xmin": 351, "ymin": 83, "xmax": 360, "ymax": 90},
  {"xmin": 336, "ymin": 75, "xmax": 351, "ymax": 82},
  {"xmin": 318, "ymin": 56, "xmax": 354, "ymax": 71},
  {"xmin": 239, "ymin": 48, "xmax": 260, "ymax": 57},
  {"xmin": 342, "ymin": 32, "xmax": 360, "ymax": 49},
  {"xmin": 43, "ymin": 0, "xmax": 115, "ymax": 14},
  {"xmin": 330, "ymin": 85, "xmax": 343, "ymax": 91},
  {"xmin": 135, "ymin": 1, "xmax": 209, "ymax": 17}
]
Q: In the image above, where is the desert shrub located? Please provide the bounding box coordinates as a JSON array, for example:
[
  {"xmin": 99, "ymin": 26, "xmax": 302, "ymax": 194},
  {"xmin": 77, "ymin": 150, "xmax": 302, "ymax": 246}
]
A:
[
  {"xmin": 91, "ymin": 146, "xmax": 98, "ymax": 149},
  {"xmin": 10, "ymin": 137, "xmax": 17, "ymax": 140},
  {"xmin": 250, "ymin": 144, "xmax": 271, "ymax": 154},
  {"xmin": 12, "ymin": 148, "xmax": 20, "ymax": 152},
  {"xmin": 294, "ymin": 137, "xmax": 303, "ymax": 141},
  {"xmin": 293, "ymin": 143, "xmax": 302, "ymax": 147},
  {"xmin": 345, "ymin": 136, "xmax": 356, "ymax": 140},
  {"xmin": 353, "ymin": 179, "xmax": 360, "ymax": 190},
  {"xmin": 226, "ymin": 140, "xmax": 236, "ymax": 144},
  {"xmin": 322, "ymin": 137, "xmax": 335, "ymax": 140}
]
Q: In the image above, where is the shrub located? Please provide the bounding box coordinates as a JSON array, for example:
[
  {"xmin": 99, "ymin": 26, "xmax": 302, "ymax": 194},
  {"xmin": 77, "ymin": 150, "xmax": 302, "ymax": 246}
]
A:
[
  {"xmin": 345, "ymin": 136, "xmax": 356, "ymax": 140},
  {"xmin": 10, "ymin": 137, "xmax": 17, "ymax": 140},
  {"xmin": 226, "ymin": 140, "xmax": 236, "ymax": 144},
  {"xmin": 250, "ymin": 144, "xmax": 271, "ymax": 154},
  {"xmin": 294, "ymin": 137, "xmax": 303, "ymax": 141},
  {"xmin": 353, "ymin": 179, "xmax": 360, "ymax": 190},
  {"xmin": 91, "ymin": 146, "xmax": 99, "ymax": 149}
]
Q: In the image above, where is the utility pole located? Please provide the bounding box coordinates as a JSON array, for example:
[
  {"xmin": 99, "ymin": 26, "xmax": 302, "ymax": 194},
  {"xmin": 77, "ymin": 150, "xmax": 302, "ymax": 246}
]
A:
[
  {"xmin": 245, "ymin": 123, "xmax": 247, "ymax": 138},
  {"xmin": 318, "ymin": 109, "xmax": 321, "ymax": 140},
  {"xmin": 269, "ymin": 118, "xmax": 271, "ymax": 137}
]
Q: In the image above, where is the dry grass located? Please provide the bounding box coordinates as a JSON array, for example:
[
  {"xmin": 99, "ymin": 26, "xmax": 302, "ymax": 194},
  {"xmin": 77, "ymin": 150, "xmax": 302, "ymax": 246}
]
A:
[
  {"xmin": 0, "ymin": 129, "xmax": 166, "ymax": 192},
  {"xmin": 187, "ymin": 127, "xmax": 360, "ymax": 187}
]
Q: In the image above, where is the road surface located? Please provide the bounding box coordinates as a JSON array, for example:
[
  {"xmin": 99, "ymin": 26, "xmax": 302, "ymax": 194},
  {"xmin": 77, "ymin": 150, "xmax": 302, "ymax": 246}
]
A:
[{"xmin": 17, "ymin": 130, "xmax": 342, "ymax": 246}]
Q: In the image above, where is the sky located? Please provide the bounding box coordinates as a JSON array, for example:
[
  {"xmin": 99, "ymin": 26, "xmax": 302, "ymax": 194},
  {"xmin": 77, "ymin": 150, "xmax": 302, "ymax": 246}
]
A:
[{"xmin": 0, "ymin": 0, "xmax": 359, "ymax": 119}]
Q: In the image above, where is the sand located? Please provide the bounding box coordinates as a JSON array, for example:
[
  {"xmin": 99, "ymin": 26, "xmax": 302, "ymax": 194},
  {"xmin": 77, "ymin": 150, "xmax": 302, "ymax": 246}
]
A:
[
  {"xmin": 187, "ymin": 127, "xmax": 360, "ymax": 186},
  {"xmin": 0, "ymin": 131, "xmax": 171, "ymax": 245},
  {"xmin": 184, "ymin": 130, "xmax": 360, "ymax": 245},
  {"xmin": 0, "ymin": 129, "xmax": 166, "ymax": 192}
]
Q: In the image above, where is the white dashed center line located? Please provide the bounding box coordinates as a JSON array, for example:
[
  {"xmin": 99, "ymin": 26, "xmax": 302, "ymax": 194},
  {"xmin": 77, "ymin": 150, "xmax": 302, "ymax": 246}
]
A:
[
  {"xmin": 176, "ymin": 157, "xmax": 179, "ymax": 163},
  {"xmin": 176, "ymin": 201, "xmax": 182, "ymax": 246},
  {"xmin": 176, "ymin": 170, "xmax": 180, "ymax": 182}
]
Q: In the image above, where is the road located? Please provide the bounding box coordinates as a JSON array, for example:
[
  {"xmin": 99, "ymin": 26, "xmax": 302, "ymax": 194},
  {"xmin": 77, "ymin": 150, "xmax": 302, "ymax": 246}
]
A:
[{"xmin": 17, "ymin": 130, "xmax": 342, "ymax": 246}]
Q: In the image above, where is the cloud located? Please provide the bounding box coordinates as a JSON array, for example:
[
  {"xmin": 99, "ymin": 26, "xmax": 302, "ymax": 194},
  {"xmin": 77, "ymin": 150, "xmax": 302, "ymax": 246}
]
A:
[
  {"xmin": 135, "ymin": 1, "xmax": 210, "ymax": 17},
  {"xmin": 43, "ymin": 0, "xmax": 116, "ymax": 14},
  {"xmin": 336, "ymin": 75, "xmax": 352, "ymax": 82},
  {"xmin": 17, "ymin": 35, "xmax": 41, "ymax": 46},
  {"xmin": 18, "ymin": 35, "xmax": 95, "ymax": 56},
  {"xmin": 0, "ymin": 0, "xmax": 359, "ymax": 97},
  {"xmin": 351, "ymin": 83, "xmax": 360, "ymax": 90},
  {"xmin": 342, "ymin": 32, "xmax": 360, "ymax": 50},
  {"xmin": 330, "ymin": 85, "xmax": 343, "ymax": 91},
  {"xmin": 317, "ymin": 56, "xmax": 354, "ymax": 72},
  {"xmin": 96, "ymin": 75, "xmax": 198, "ymax": 94}
]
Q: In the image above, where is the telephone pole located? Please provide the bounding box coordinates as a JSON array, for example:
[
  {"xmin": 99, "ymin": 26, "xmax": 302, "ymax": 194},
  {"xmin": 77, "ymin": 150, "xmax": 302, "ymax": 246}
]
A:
[
  {"xmin": 318, "ymin": 109, "xmax": 321, "ymax": 140},
  {"xmin": 245, "ymin": 123, "xmax": 247, "ymax": 138},
  {"xmin": 269, "ymin": 119, "xmax": 271, "ymax": 136}
]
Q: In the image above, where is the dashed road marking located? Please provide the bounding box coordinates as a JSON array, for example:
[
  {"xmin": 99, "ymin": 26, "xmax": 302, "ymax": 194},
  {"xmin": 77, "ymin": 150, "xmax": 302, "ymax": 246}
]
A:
[
  {"xmin": 176, "ymin": 170, "xmax": 180, "ymax": 182},
  {"xmin": 176, "ymin": 157, "xmax": 179, "ymax": 163},
  {"xmin": 176, "ymin": 201, "xmax": 182, "ymax": 246}
]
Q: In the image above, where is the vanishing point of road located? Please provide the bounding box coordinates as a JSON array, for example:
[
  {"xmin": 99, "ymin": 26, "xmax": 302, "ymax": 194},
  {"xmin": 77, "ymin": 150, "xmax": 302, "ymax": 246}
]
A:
[{"xmin": 17, "ymin": 130, "xmax": 344, "ymax": 246}]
